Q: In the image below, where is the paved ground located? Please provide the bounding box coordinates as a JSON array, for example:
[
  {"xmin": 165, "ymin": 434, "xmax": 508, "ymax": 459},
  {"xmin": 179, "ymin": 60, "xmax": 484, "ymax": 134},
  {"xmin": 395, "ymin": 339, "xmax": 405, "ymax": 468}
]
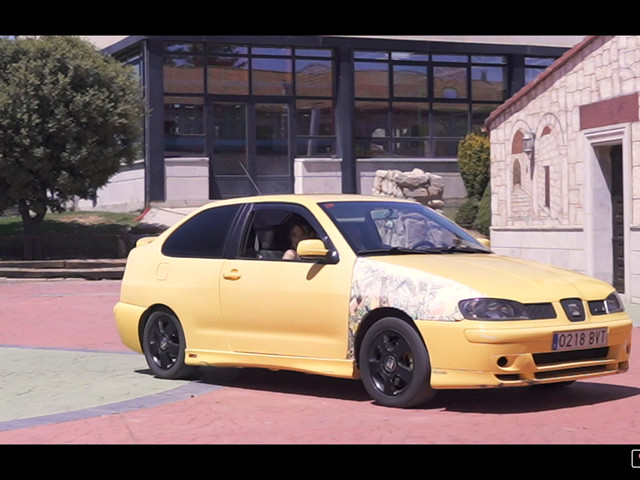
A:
[{"xmin": 1, "ymin": 278, "xmax": 640, "ymax": 452}]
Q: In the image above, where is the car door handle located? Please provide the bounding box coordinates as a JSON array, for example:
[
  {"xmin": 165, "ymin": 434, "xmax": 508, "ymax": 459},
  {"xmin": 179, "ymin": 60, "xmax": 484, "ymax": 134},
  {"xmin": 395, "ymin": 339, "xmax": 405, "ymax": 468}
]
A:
[{"xmin": 223, "ymin": 269, "xmax": 241, "ymax": 280}]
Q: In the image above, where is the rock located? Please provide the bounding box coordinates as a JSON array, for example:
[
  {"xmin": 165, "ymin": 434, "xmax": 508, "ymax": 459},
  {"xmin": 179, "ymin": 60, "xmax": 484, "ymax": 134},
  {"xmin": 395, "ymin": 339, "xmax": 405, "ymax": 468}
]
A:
[
  {"xmin": 403, "ymin": 187, "xmax": 431, "ymax": 201},
  {"xmin": 395, "ymin": 172, "xmax": 430, "ymax": 189},
  {"xmin": 372, "ymin": 169, "xmax": 445, "ymax": 209}
]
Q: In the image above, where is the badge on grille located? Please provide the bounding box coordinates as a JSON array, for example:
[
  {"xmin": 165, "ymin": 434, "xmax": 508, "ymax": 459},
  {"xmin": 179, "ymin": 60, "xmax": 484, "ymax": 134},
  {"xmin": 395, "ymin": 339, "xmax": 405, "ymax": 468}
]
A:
[{"xmin": 561, "ymin": 298, "xmax": 586, "ymax": 322}]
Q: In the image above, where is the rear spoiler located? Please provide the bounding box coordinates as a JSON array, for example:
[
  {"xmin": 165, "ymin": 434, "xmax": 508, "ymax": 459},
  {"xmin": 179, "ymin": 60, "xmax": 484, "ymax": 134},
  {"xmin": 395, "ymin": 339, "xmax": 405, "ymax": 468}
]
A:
[{"xmin": 136, "ymin": 236, "xmax": 157, "ymax": 248}]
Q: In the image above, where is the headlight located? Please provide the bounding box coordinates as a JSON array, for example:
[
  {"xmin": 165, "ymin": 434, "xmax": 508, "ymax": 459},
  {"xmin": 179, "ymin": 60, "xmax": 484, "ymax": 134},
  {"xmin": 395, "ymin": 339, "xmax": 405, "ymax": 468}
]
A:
[
  {"xmin": 458, "ymin": 298, "xmax": 529, "ymax": 321},
  {"xmin": 588, "ymin": 292, "xmax": 624, "ymax": 315},
  {"xmin": 605, "ymin": 291, "xmax": 624, "ymax": 313}
]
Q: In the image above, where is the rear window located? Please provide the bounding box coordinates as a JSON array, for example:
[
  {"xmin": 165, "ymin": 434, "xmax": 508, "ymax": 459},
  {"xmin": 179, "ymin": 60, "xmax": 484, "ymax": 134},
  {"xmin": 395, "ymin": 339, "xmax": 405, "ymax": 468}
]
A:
[{"xmin": 162, "ymin": 205, "xmax": 240, "ymax": 258}]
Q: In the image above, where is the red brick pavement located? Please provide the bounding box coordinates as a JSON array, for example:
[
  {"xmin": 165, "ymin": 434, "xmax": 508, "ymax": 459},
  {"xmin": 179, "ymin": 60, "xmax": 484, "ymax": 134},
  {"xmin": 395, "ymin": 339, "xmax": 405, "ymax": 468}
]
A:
[
  {"xmin": 1, "ymin": 279, "xmax": 640, "ymax": 447},
  {"xmin": 0, "ymin": 278, "xmax": 126, "ymax": 352}
]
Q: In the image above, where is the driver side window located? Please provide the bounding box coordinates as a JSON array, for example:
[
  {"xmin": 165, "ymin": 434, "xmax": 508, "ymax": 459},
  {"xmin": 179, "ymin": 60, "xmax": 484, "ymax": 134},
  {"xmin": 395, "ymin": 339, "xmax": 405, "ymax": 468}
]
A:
[{"xmin": 239, "ymin": 205, "xmax": 321, "ymax": 261}]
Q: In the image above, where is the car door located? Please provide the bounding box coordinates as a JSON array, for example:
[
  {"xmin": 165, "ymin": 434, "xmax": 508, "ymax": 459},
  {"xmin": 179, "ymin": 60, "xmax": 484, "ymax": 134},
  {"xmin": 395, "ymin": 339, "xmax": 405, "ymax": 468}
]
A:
[
  {"xmin": 157, "ymin": 203, "xmax": 244, "ymax": 354},
  {"xmin": 219, "ymin": 202, "xmax": 353, "ymax": 359}
]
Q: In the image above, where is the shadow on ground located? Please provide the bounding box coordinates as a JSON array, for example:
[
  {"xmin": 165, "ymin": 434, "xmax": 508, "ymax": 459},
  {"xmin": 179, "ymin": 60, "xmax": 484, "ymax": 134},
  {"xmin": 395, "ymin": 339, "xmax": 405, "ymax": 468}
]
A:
[
  {"xmin": 429, "ymin": 381, "xmax": 640, "ymax": 413},
  {"xmin": 149, "ymin": 365, "xmax": 640, "ymax": 413},
  {"xmin": 195, "ymin": 366, "xmax": 369, "ymax": 402}
]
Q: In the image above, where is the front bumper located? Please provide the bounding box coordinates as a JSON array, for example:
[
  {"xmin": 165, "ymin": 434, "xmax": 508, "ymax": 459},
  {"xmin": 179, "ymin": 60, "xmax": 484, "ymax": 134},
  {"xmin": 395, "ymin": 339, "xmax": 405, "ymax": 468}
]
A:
[{"xmin": 415, "ymin": 315, "xmax": 632, "ymax": 389}]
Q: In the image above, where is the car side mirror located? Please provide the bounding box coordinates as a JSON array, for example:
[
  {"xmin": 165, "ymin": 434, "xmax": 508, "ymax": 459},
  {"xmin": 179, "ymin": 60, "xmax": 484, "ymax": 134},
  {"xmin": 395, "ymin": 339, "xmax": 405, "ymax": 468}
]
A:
[{"xmin": 297, "ymin": 239, "xmax": 330, "ymax": 260}]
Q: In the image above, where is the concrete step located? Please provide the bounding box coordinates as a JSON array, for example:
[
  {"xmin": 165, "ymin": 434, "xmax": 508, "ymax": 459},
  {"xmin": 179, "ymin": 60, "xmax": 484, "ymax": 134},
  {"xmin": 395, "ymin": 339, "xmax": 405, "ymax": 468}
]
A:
[{"xmin": 0, "ymin": 259, "xmax": 126, "ymax": 280}]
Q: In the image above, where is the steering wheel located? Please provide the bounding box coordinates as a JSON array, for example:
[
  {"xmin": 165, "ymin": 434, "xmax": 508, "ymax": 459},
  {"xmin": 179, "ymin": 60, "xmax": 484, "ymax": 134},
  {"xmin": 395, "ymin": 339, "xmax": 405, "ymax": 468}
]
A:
[{"xmin": 411, "ymin": 239, "xmax": 436, "ymax": 249}]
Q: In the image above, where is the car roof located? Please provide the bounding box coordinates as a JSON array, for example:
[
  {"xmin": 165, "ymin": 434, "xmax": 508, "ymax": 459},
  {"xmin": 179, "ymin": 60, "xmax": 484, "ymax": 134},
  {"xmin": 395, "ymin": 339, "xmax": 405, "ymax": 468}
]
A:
[{"xmin": 198, "ymin": 194, "xmax": 414, "ymax": 210}]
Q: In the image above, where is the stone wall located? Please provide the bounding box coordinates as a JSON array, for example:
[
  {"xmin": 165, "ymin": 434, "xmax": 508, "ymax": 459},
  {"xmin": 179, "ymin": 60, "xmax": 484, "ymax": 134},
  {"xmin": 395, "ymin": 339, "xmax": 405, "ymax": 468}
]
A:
[
  {"xmin": 490, "ymin": 36, "xmax": 640, "ymax": 229},
  {"xmin": 487, "ymin": 35, "xmax": 640, "ymax": 302}
]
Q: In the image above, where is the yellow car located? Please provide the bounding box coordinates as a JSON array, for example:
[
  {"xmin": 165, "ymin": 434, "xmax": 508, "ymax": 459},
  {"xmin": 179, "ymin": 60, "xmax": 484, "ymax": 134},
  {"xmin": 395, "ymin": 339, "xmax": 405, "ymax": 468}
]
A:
[{"xmin": 114, "ymin": 194, "xmax": 632, "ymax": 408}]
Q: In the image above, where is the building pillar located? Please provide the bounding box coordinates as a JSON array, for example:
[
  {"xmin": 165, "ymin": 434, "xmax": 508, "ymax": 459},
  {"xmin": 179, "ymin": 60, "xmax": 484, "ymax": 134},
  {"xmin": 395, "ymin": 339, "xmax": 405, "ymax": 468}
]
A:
[
  {"xmin": 144, "ymin": 39, "xmax": 166, "ymax": 204},
  {"xmin": 335, "ymin": 46, "xmax": 357, "ymax": 194}
]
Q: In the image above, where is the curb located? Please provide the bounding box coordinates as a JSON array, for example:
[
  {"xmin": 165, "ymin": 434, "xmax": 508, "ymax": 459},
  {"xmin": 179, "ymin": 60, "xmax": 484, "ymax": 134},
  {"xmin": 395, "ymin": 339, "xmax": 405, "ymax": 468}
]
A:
[{"xmin": 0, "ymin": 259, "xmax": 125, "ymax": 280}]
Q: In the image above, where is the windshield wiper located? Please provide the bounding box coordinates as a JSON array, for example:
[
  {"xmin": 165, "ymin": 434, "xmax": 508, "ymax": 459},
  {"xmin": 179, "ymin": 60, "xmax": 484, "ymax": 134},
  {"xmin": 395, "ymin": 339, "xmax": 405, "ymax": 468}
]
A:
[
  {"xmin": 358, "ymin": 247, "xmax": 445, "ymax": 256},
  {"xmin": 358, "ymin": 245, "xmax": 490, "ymax": 256},
  {"xmin": 441, "ymin": 245, "xmax": 490, "ymax": 254}
]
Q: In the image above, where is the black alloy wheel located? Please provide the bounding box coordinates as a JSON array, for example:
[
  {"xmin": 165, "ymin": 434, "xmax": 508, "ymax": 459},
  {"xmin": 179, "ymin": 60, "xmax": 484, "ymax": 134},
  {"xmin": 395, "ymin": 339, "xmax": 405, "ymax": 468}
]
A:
[
  {"xmin": 359, "ymin": 317, "xmax": 436, "ymax": 408},
  {"xmin": 142, "ymin": 310, "xmax": 195, "ymax": 379}
]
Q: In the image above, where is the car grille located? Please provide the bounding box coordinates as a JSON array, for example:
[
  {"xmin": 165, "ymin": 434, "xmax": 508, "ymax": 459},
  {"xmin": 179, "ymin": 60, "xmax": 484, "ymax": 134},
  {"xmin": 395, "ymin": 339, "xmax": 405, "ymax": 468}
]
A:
[
  {"xmin": 524, "ymin": 303, "xmax": 557, "ymax": 319},
  {"xmin": 533, "ymin": 347, "xmax": 609, "ymax": 365},
  {"xmin": 534, "ymin": 365, "xmax": 609, "ymax": 379},
  {"xmin": 494, "ymin": 347, "xmax": 622, "ymax": 383}
]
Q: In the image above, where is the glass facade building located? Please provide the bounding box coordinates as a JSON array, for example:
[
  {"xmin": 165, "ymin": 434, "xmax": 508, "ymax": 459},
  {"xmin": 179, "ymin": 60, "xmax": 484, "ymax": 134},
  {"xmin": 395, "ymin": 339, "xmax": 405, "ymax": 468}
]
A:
[{"xmin": 102, "ymin": 36, "xmax": 572, "ymax": 206}]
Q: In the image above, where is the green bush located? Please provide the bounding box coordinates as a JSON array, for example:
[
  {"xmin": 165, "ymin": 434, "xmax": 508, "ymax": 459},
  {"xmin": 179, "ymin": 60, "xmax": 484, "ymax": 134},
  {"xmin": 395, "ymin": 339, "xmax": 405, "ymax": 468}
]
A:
[
  {"xmin": 457, "ymin": 133, "xmax": 490, "ymax": 201},
  {"xmin": 455, "ymin": 198, "xmax": 479, "ymax": 228},
  {"xmin": 474, "ymin": 183, "xmax": 491, "ymax": 237},
  {"xmin": 455, "ymin": 132, "xmax": 491, "ymax": 234}
]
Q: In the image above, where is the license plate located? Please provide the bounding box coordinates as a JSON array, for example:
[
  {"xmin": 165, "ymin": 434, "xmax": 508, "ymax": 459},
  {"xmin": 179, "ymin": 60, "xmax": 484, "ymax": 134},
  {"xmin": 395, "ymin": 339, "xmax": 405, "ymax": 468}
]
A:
[{"xmin": 552, "ymin": 328, "xmax": 608, "ymax": 351}]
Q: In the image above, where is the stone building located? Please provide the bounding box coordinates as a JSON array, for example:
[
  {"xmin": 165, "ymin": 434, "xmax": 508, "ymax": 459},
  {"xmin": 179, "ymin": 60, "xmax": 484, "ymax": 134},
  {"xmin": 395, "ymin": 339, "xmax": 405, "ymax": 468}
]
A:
[{"xmin": 485, "ymin": 35, "xmax": 640, "ymax": 303}]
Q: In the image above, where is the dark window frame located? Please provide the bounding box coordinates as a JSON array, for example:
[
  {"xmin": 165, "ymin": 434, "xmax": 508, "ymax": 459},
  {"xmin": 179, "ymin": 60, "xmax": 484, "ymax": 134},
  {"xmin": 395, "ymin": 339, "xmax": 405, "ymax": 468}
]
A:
[
  {"xmin": 162, "ymin": 41, "xmax": 336, "ymax": 159},
  {"xmin": 354, "ymin": 49, "xmax": 509, "ymax": 158}
]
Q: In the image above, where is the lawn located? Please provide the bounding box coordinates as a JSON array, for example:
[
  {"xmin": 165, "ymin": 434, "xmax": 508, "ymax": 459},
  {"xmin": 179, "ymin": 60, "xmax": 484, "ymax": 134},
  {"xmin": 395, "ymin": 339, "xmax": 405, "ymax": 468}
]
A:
[{"xmin": 0, "ymin": 211, "xmax": 143, "ymax": 235}]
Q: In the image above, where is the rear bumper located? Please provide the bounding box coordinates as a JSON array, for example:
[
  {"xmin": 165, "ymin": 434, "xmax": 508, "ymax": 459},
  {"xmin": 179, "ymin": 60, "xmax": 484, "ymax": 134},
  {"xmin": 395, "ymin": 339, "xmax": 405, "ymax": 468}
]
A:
[
  {"xmin": 415, "ymin": 316, "xmax": 633, "ymax": 389},
  {"xmin": 113, "ymin": 301, "xmax": 145, "ymax": 354}
]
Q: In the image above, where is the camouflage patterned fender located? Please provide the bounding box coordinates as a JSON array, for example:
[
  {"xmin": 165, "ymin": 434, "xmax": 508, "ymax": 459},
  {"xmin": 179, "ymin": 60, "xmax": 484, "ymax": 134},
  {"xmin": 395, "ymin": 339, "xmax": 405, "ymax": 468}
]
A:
[{"xmin": 347, "ymin": 257, "xmax": 484, "ymax": 359}]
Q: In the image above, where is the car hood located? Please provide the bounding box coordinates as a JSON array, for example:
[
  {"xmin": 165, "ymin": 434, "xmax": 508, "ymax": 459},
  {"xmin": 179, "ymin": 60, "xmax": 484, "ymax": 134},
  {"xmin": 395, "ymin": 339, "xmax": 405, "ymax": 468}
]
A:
[{"xmin": 365, "ymin": 253, "xmax": 615, "ymax": 304}]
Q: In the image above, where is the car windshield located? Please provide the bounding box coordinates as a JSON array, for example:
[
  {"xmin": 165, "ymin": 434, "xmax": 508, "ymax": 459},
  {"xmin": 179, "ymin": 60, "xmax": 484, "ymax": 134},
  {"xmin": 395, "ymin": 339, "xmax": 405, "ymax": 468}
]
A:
[{"xmin": 319, "ymin": 200, "xmax": 490, "ymax": 255}]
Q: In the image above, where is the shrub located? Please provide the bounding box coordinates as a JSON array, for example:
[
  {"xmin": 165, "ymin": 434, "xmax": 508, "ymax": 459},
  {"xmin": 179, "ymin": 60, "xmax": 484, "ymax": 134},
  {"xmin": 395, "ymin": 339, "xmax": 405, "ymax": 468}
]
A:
[
  {"xmin": 455, "ymin": 198, "xmax": 479, "ymax": 228},
  {"xmin": 457, "ymin": 133, "xmax": 490, "ymax": 201},
  {"xmin": 474, "ymin": 183, "xmax": 491, "ymax": 237}
]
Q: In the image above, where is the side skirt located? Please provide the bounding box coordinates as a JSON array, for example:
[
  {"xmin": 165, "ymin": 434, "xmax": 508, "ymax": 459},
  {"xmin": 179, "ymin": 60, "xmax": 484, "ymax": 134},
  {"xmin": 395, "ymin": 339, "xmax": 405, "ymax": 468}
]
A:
[{"xmin": 185, "ymin": 348, "xmax": 359, "ymax": 379}]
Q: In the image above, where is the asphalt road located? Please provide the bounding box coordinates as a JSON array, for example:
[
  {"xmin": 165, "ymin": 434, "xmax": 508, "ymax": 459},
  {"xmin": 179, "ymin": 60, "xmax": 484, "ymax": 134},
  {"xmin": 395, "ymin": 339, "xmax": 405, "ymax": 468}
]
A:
[{"xmin": 1, "ymin": 278, "xmax": 640, "ymax": 457}]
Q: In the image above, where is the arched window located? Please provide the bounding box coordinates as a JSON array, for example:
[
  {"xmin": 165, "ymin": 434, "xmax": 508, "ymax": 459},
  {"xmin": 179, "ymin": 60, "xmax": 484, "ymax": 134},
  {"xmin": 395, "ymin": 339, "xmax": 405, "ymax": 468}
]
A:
[
  {"xmin": 511, "ymin": 130, "xmax": 524, "ymax": 154},
  {"xmin": 513, "ymin": 159, "xmax": 521, "ymax": 187}
]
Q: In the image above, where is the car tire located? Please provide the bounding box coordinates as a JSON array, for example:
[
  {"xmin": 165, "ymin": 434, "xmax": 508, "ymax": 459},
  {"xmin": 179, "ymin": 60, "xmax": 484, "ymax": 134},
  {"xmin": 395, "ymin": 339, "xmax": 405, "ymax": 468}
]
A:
[
  {"xmin": 359, "ymin": 317, "xmax": 436, "ymax": 408},
  {"xmin": 142, "ymin": 310, "xmax": 195, "ymax": 379}
]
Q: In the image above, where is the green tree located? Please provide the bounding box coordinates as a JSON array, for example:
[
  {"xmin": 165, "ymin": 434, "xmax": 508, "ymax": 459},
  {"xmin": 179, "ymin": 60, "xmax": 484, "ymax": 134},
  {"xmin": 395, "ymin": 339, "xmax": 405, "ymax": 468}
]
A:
[{"xmin": 0, "ymin": 36, "xmax": 144, "ymax": 235}]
